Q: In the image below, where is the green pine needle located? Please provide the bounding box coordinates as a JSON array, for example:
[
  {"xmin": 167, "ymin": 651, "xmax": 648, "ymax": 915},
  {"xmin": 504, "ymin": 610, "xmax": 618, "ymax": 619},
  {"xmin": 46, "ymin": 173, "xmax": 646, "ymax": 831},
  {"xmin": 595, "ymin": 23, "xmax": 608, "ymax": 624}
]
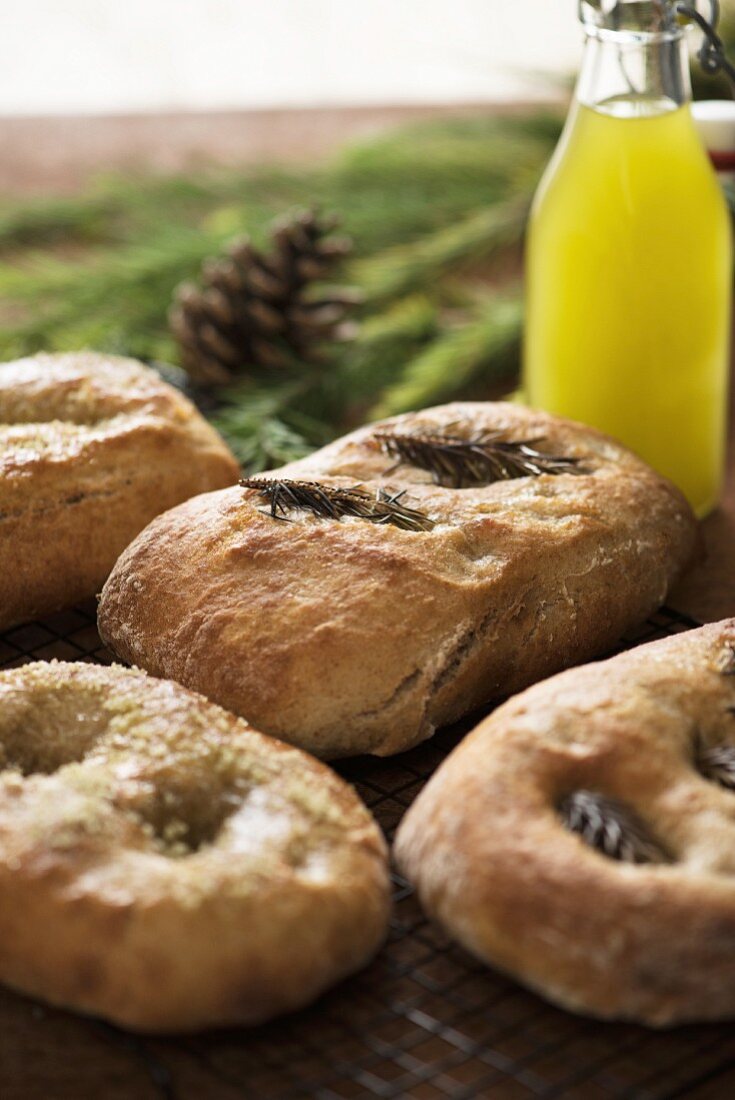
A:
[
  {"xmin": 212, "ymin": 381, "xmax": 331, "ymax": 472},
  {"xmin": 371, "ymin": 295, "xmax": 523, "ymax": 418},
  {"xmin": 341, "ymin": 295, "xmax": 438, "ymax": 402},
  {"xmin": 352, "ymin": 194, "xmax": 530, "ymax": 305}
]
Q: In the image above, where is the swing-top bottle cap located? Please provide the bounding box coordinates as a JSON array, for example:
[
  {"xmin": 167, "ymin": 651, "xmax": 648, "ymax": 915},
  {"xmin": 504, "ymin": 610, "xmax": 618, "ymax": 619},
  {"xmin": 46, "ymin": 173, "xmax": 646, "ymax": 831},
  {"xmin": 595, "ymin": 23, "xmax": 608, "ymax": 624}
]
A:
[
  {"xmin": 693, "ymin": 99, "xmax": 735, "ymax": 171},
  {"xmin": 579, "ymin": 1, "xmax": 681, "ymax": 35}
]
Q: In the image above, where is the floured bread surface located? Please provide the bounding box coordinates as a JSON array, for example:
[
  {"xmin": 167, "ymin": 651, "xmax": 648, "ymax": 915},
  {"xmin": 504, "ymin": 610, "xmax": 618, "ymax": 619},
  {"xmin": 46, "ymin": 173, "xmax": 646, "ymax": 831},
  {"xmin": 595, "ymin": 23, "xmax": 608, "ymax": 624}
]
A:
[
  {"xmin": 0, "ymin": 351, "xmax": 239, "ymax": 629},
  {"xmin": 98, "ymin": 401, "xmax": 696, "ymax": 758},
  {"xmin": 0, "ymin": 661, "xmax": 390, "ymax": 1033},
  {"xmin": 396, "ymin": 620, "xmax": 735, "ymax": 1027}
]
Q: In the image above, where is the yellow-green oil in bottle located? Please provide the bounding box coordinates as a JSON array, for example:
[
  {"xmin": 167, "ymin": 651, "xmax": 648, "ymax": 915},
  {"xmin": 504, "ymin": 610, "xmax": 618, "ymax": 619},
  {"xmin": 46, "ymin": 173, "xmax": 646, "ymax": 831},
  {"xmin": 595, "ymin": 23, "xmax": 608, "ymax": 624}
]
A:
[{"xmin": 524, "ymin": 92, "xmax": 731, "ymax": 516}]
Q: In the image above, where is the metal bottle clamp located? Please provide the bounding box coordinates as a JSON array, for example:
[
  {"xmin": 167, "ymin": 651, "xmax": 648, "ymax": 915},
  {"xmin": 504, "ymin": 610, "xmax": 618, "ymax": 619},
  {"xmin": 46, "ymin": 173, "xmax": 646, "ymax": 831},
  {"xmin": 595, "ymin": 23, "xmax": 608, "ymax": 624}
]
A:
[{"xmin": 676, "ymin": 1, "xmax": 735, "ymax": 85}]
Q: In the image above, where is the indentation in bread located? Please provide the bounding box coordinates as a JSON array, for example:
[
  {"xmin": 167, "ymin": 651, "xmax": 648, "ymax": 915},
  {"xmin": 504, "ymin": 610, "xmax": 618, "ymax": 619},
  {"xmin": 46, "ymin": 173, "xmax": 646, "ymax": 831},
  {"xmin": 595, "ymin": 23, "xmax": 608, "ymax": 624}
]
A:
[
  {"xmin": 0, "ymin": 661, "xmax": 390, "ymax": 1031},
  {"xmin": 396, "ymin": 620, "xmax": 735, "ymax": 1027}
]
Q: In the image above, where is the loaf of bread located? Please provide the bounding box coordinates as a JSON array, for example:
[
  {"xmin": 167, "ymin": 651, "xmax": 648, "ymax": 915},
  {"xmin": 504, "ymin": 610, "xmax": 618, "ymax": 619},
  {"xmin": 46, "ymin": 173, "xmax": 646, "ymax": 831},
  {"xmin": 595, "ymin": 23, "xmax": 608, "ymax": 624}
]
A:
[
  {"xmin": 0, "ymin": 351, "xmax": 239, "ymax": 629},
  {"xmin": 98, "ymin": 401, "xmax": 697, "ymax": 758},
  {"xmin": 0, "ymin": 661, "xmax": 389, "ymax": 1032},
  {"xmin": 396, "ymin": 620, "xmax": 735, "ymax": 1027}
]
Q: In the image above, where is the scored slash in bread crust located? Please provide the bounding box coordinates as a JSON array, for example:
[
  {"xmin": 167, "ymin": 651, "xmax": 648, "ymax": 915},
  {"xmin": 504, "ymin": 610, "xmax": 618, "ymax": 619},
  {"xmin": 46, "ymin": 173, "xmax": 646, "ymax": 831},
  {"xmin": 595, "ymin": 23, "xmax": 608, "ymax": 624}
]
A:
[
  {"xmin": 0, "ymin": 351, "xmax": 240, "ymax": 630},
  {"xmin": 0, "ymin": 661, "xmax": 390, "ymax": 1032},
  {"xmin": 396, "ymin": 620, "xmax": 735, "ymax": 1027},
  {"xmin": 98, "ymin": 401, "xmax": 697, "ymax": 759}
]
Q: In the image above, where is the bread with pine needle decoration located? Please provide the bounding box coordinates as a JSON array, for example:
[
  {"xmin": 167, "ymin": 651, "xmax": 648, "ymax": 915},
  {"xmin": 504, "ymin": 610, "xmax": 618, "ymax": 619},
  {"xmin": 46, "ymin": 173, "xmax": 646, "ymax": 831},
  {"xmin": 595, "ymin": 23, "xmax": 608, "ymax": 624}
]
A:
[
  {"xmin": 0, "ymin": 351, "xmax": 239, "ymax": 630},
  {"xmin": 0, "ymin": 661, "xmax": 389, "ymax": 1032},
  {"xmin": 395, "ymin": 619, "xmax": 735, "ymax": 1027},
  {"xmin": 98, "ymin": 401, "xmax": 697, "ymax": 759}
]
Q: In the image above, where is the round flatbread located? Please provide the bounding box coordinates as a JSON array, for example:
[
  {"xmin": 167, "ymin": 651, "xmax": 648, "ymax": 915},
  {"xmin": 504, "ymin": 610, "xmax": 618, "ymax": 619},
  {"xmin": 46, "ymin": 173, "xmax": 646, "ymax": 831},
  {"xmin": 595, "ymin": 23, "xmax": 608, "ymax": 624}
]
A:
[
  {"xmin": 0, "ymin": 351, "xmax": 239, "ymax": 629},
  {"xmin": 396, "ymin": 619, "xmax": 735, "ymax": 1027},
  {"xmin": 0, "ymin": 661, "xmax": 389, "ymax": 1032}
]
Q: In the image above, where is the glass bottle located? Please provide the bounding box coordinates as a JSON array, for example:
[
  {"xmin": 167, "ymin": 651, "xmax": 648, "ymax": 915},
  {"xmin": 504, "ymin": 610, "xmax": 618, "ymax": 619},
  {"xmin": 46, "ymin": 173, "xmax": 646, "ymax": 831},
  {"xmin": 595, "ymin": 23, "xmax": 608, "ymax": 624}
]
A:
[{"xmin": 523, "ymin": 0, "xmax": 732, "ymax": 517}]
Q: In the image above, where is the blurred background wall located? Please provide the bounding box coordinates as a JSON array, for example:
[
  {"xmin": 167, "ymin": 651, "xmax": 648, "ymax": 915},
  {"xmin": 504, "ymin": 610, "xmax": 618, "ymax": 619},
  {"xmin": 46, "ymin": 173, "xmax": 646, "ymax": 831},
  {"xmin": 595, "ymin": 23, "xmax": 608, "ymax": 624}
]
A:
[{"xmin": 1, "ymin": 0, "xmax": 580, "ymax": 116}]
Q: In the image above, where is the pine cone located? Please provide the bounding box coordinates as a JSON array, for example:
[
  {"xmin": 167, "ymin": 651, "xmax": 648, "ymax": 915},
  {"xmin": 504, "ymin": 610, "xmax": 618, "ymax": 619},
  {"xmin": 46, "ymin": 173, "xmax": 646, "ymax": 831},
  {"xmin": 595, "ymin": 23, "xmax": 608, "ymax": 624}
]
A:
[{"xmin": 169, "ymin": 209, "xmax": 362, "ymax": 386}]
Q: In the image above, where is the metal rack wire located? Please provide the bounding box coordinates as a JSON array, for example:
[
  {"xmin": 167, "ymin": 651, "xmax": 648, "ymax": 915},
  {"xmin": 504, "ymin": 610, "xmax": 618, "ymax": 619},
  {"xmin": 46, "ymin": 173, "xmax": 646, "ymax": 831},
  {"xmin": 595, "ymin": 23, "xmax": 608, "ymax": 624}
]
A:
[{"xmin": 3, "ymin": 602, "xmax": 733, "ymax": 1100}]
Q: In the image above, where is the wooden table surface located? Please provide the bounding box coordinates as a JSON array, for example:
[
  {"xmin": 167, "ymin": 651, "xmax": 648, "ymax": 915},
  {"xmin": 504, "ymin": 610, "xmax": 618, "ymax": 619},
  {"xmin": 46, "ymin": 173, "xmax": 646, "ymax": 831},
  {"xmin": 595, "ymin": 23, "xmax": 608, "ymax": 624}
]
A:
[
  {"xmin": 1, "ymin": 107, "xmax": 735, "ymax": 1100},
  {"xmin": 0, "ymin": 102, "xmax": 519, "ymax": 196}
]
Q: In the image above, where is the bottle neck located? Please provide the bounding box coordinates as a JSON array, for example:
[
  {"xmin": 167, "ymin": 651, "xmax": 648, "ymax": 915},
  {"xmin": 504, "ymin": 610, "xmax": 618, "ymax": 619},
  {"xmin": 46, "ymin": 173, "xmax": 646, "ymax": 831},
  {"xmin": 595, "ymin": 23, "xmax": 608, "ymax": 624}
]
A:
[{"xmin": 576, "ymin": 27, "xmax": 692, "ymax": 115}]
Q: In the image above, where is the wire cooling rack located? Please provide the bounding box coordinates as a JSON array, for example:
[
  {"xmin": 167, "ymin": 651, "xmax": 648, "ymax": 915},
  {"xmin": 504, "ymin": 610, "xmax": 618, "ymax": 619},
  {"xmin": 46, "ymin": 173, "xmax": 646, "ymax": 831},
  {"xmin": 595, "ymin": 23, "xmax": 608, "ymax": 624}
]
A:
[{"xmin": 3, "ymin": 602, "xmax": 735, "ymax": 1100}]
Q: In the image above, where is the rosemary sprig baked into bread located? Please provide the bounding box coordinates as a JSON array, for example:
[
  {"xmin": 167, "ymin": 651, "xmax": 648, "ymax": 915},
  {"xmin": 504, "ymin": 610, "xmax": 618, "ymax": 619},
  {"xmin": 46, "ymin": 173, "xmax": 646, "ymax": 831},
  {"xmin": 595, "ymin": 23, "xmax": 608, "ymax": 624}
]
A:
[
  {"xmin": 559, "ymin": 790, "xmax": 669, "ymax": 866},
  {"xmin": 240, "ymin": 477, "xmax": 435, "ymax": 531},
  {"xmin": 98, "ymin": 401, "xmax": 697, "ymax": 759},
  {"xmin": 396, "ymin": 621, "xmax": 735, "ymax": 1027},
  {"xmin": 375, "ymin": 428, "xmax": 585, "ymax": 487}
]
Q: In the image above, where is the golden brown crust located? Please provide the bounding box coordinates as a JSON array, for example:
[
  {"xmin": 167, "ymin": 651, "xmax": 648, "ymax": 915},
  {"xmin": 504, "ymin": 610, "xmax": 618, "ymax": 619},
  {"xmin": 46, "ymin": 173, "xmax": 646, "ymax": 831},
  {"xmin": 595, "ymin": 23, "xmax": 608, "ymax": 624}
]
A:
[
  {"xmin": 98, "ymin": 401, "xmax": 696, "ymax": 759},
  {"xmin": 0, "ymin": 351, "xmax": 239, "ymax": 629},
  {"xmin": 0, "ymin": 661, "xmax": 390, "ymax": 1032},
  {"xmin": 396, "ymin": 619, "xmax": 735, "ymax": 1027}
]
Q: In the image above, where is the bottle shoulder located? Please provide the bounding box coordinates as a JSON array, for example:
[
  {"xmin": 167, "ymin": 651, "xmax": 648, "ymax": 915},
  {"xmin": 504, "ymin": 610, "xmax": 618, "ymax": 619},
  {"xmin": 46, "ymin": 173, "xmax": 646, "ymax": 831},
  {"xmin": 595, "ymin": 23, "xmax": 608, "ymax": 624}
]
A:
[{"xmin": 530, "ymin": 101, "xmax": 729, "ymax": 221}]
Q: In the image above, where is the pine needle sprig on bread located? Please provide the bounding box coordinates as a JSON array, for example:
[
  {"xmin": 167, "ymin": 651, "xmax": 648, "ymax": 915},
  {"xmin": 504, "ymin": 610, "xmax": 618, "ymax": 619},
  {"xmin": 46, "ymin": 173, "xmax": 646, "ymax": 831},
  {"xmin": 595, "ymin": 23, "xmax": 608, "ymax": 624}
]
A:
[
  {"xmin": 375, "ymin": 428, "xmax": 585, "ymax": 488},
  {"xmin": 240, "ymin": 478, "xmax": 434, "ymax": 532},
  {"xmin": 559, "ymin": 791, "xmax": 668, "ymax": 865}
]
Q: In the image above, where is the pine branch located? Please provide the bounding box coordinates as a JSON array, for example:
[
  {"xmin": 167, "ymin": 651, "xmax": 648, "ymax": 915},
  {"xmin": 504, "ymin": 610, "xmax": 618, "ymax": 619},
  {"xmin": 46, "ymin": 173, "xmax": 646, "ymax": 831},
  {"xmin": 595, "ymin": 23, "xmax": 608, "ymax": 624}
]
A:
[
  {"xmin": 371, "ymin": 295, "xmax": 522, "ymax": 418},
  {"xmin": 352, "ymin": 195, "xmax": 529, "ymax": 306},
  {"xmin": 0, "ymin": 228, "xmax": 223, "ymax": 361},
  {"xmin": 0, "ymin": 114, "xmax": 552, "ymax": 424},
  {"xmin": 211, "ymin": 381, "xmax": 327, "ymax": 472},
  {"xmin": 0, "ymin": 196, "xmax": 115, "ymax": 251},
  {"xmin": 340, "ymin": 295, "xmax": 438, "ymax": 402},
  {"xmin": 0, "ymin": 174, "xmax": 278, "ymax": 253},
  {"xmin": 336, "ymin": 114, "xmax": 559, "ymax": 197},
  {"xmin": 0, "ymin": 199, "xmax": 293, "ymax": 361}
]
